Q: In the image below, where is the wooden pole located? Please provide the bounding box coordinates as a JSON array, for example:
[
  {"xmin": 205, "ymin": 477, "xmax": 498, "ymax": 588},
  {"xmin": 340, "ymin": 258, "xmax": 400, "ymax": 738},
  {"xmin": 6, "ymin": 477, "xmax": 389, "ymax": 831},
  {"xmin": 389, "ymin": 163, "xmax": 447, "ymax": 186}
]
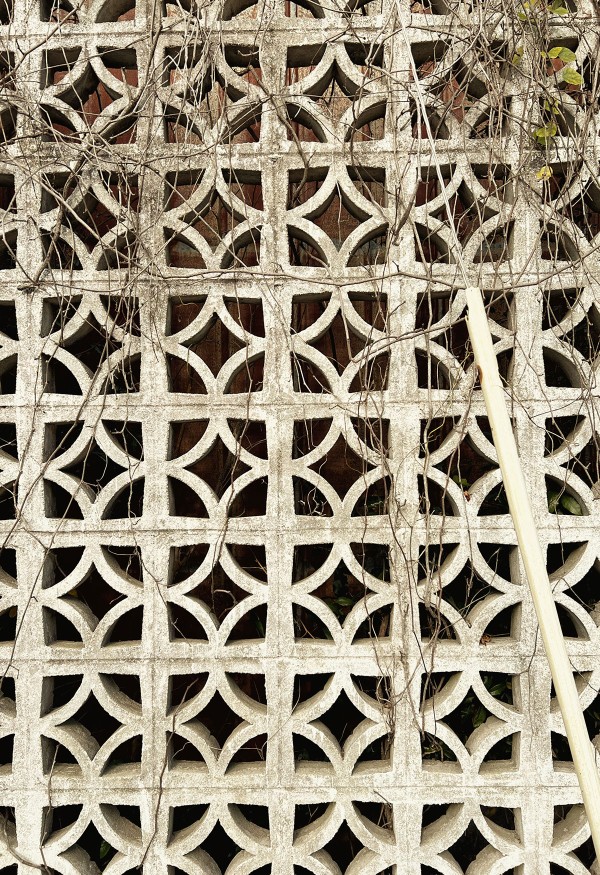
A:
[{"xmin": 465, "ymin": 286, "xmax": 600, "ymax": 857}]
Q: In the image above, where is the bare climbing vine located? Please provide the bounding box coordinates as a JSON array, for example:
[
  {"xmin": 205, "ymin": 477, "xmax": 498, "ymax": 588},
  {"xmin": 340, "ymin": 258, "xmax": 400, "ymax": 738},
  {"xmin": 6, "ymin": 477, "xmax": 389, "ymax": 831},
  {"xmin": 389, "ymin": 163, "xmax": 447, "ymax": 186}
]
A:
[{"xmin": 0, "ymin": 0, "xmax": 599, "ymax": 871}]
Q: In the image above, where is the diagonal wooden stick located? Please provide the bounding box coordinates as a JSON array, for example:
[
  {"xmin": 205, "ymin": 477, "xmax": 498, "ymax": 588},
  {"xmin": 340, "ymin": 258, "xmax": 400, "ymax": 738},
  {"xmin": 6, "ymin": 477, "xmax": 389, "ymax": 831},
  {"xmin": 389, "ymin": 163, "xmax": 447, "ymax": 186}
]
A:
[{"xmin": 465, "ymin": 286, "xmax": 600, "ymax": 858}]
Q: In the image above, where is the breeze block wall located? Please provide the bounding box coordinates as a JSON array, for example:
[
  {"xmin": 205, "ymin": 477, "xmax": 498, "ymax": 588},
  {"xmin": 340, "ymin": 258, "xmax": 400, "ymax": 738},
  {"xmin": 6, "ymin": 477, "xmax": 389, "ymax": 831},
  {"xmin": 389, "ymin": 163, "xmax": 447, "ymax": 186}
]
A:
[{"xmin": 0, "ymin": 0, "xmax": 600, "ymax": 872}]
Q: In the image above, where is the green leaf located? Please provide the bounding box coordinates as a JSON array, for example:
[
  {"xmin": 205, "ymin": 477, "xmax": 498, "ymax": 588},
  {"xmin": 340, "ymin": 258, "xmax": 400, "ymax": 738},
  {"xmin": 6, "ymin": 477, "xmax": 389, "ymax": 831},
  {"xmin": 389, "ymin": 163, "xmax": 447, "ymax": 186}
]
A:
[
  {"xmin": 99, "ymin": 841, "xmax": 111, "ymax": 860},
  {"xmin": 473, "ymin": 706, "xmax": 487, "ymax": 728},
  {"xmin": 543, "ymin": 98, "xmax": 562, "ymax": 114},
  {"xmin": 548, "ymin": 47, "xmax": 576, "ymax": 61},
  {"xmin": 335, "ymin": 596, "xmax": 357, "ymax": 607},
  {"xmin": 560, "ymin": 494, "xmax": 582, "ymax": 515},
  {"xmin": 559, "ymin": 48, "xmax": 577, "ymax": 61},
  {"xmin": 548, "ymin": 489, "xmax": 560, "ymax": 513},
  {"xmin": 534, "ymin": 120, "xmax": 558, "ymax": 142},
  {"xmin": 489, "ymin": 683, "xmax": 506, "ymax": 697},
  {"xmin": 550, "ymin": 0, "xmax": 570, "ymax": 13},
  {"xmin": 536, "ymin": 165, "xmax": 553, "ymax": 181},
  {"xmin": 562, "ymin": 67, "xmax": 583, "ymax": 85},
  {"xmin": 452, "ymin": 475, "xmax": 470, "ymax": 488}
]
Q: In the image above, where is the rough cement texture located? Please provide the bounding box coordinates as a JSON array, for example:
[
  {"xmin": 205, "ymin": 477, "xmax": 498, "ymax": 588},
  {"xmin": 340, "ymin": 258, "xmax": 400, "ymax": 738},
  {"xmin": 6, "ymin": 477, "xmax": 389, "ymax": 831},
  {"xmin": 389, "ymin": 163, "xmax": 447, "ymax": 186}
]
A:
[{"xmin": 0, "ymin": 0, "xmax": 599, "ymax": 872}]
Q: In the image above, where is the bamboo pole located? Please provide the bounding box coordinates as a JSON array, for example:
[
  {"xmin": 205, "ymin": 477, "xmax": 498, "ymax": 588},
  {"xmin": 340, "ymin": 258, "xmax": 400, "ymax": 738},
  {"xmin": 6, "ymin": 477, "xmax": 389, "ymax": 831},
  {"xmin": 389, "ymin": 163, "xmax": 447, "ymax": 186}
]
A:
[{"xmin": 465, "ymin": 286, "xmax": 600, "ymax": 857}]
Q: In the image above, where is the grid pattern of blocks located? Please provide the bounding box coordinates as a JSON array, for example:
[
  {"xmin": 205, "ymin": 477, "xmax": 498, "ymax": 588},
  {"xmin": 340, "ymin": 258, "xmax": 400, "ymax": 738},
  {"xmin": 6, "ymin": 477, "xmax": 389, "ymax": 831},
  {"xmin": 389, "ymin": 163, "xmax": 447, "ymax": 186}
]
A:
[{"xmin": 0, "ymin": 0, "xmax": 599, "ymax": 872}]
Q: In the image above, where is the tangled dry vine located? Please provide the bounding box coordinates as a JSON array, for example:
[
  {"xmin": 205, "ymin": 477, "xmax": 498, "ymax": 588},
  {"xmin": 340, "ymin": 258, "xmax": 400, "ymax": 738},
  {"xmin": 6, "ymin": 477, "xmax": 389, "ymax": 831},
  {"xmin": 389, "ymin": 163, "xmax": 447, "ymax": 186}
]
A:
[{"xmin": 0, "ymin": 0, "xmax": 599, "ymax": 872}]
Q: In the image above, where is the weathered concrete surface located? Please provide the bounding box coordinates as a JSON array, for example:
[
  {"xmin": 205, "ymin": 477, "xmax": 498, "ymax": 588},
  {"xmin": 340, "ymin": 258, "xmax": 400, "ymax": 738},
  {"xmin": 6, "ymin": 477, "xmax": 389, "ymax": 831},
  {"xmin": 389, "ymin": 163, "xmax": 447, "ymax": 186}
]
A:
[{"xmin": 0, "ymin": 0, "xmax": 599, "ymax": 871}]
